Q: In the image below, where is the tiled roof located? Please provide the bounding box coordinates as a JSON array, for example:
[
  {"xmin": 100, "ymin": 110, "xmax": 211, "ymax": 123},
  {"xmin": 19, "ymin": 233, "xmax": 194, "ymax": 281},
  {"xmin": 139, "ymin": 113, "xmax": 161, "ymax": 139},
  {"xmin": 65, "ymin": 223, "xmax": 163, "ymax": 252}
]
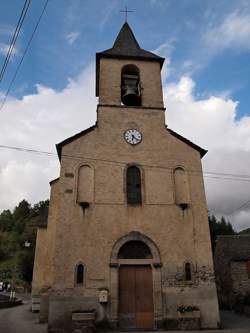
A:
[{"xmin": 96, "ymin": 22, "xmax": 164, "ymax": 96}]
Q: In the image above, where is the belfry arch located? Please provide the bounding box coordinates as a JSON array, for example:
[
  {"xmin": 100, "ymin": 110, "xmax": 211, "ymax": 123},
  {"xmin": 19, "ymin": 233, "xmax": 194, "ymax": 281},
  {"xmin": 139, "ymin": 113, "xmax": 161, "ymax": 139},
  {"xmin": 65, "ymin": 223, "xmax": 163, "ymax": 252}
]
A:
[{"xmin": 109, "ymin": 232, "xmax": 163, "ymax": 329}]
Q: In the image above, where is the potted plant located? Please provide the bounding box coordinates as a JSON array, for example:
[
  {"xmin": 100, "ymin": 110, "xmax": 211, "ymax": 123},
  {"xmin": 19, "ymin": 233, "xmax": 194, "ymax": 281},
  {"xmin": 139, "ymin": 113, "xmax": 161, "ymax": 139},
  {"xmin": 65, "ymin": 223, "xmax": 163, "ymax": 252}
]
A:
[{"xmin": 177, "ymin": 305, "xmax": 200, "ymax": 330}]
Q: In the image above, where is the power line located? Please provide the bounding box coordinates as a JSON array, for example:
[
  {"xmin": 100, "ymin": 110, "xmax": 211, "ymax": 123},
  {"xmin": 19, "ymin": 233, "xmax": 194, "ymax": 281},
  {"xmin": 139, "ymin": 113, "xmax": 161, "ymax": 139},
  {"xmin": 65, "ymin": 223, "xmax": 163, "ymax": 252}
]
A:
[
  {"xmin": 0, "ymin": 0, "xmax": 31, "ymax": 83},
  {"xmin": 1, "ymin": 143, "xmax": 250, "ymax": 183},
  {"xmin": 0, "ymin": 0, "xmax": 49, "ymax": 111},
  {"xmin": 227, "ymin": 199, "xmax": 250, "ymax": 217}
]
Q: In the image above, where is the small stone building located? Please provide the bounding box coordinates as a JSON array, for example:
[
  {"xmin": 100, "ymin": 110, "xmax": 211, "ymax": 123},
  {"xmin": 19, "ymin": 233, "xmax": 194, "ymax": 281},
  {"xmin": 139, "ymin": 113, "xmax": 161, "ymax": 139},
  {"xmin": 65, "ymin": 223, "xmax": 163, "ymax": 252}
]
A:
[
  {"xmin": 214, "ymin": 235, "xmax": 250, "ymax": 307},
  {"xmin": 32, "ymin": 23, "xmax": 220, "ymax": 332}
]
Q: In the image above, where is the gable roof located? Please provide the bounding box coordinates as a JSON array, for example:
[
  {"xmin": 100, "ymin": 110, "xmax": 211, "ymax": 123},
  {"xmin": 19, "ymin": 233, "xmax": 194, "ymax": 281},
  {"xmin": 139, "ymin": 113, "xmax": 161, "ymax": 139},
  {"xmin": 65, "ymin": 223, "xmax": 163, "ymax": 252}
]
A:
[
  {"xmin": 166, "ymin": 127, "xmax": 207, "ymax": 158},
  {"xmin": 56, "ymin": 124, "xmax": 97, "ymax": 161},
  {"xmin": 56, "ymin": 123, "xmax": 207, "ymax": 162},
  {"xmin": 99, "ymin": 22, "xmax": 164, "ymax": 62},
  {"xmin": 96, "ymin": 22, "xmax": 165, "ymax": 96}
]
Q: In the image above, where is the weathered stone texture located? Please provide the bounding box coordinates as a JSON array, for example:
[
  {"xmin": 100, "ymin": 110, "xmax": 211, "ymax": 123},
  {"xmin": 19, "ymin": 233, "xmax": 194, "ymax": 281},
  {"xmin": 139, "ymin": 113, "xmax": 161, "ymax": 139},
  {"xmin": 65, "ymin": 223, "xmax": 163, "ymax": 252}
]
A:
[
  {"xmin": 32, "ymin": 23, "xmax": 220, "ymax": 332},
  {"xmin": 214, "ymin": 235, "xmax": 250, "ymax": 306}
]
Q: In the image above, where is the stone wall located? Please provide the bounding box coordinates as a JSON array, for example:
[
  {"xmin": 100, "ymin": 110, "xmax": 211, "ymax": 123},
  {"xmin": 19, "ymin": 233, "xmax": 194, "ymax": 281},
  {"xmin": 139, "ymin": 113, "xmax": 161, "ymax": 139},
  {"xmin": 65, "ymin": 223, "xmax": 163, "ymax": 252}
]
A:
[
  {"xmin": 214, "ymin": 235, "xmax": 250, "ymax": 307},
  {"xmin": 231, "ymin": 260, "xmax": 250, "ymax": 296}
]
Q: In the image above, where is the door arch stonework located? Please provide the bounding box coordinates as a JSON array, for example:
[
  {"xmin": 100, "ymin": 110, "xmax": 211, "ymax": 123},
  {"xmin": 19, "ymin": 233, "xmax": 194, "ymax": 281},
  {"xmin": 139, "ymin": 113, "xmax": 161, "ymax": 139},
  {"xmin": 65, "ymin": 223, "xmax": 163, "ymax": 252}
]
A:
[{"xmin": 109, "ymin": 231, "xmax": 163, "ymax": 328}]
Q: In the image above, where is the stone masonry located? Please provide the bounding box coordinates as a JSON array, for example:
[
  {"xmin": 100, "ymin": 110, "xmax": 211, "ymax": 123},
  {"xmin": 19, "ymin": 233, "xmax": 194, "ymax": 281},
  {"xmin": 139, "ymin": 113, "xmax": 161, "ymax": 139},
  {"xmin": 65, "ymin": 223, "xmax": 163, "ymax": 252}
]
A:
[{"xmin": 32, "ymin": 22, "xmax": 220, "ymax": 332}]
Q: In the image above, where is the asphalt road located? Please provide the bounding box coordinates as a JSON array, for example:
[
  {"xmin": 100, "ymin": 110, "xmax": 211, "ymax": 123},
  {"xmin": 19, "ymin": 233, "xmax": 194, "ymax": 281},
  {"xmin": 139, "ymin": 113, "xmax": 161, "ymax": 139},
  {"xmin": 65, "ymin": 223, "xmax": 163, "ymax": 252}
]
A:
[
  {"xmin": 0, "ymin": 301, "xmax": 47, "ymax": 333},
  {"xmin": 0, "ymin": 301, "xmax": 249, "ymax": 333}
]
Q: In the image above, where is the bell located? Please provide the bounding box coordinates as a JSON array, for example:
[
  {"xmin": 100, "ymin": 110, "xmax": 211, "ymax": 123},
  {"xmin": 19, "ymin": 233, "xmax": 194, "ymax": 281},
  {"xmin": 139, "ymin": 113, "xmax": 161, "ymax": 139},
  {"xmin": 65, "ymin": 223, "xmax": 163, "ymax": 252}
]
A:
[
  {"xmin": 121, "ymin": 74, "xmax": 141, "ymax": 106},
  {"xmin": 122, "ymin": 86, "xmax": 141, "ymax": 106}
]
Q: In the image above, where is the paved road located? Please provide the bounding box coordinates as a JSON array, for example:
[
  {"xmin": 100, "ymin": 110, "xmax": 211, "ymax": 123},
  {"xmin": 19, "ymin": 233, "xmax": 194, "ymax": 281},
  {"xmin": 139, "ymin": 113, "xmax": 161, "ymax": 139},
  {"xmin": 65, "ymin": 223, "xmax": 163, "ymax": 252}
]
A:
[
  {"xmin": 0, "ymin": 302, "xmax": 47, "ymax": 333},
  {"xmin": 220, "ymin": 310, "xmax": 250, "ymax": 331},
  {"xmin": 0, "ymin": 302, "xmax": 249, "ymax": 333}
]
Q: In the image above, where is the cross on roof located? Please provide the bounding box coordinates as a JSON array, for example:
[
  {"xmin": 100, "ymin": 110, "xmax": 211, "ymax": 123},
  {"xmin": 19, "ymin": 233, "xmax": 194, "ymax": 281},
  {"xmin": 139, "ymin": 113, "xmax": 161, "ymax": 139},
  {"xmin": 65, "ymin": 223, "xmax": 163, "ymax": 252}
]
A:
[{"xmin": 120, "ymin": 6, "xmax": 134, "ymax": 22}]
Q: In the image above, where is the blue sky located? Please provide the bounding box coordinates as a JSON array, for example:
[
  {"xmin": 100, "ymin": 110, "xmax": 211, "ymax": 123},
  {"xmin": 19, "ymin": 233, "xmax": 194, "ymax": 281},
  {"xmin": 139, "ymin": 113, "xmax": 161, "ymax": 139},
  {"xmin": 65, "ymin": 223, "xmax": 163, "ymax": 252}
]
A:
[
  {"xmin": 0, "ymin": 0, "xmax": 250, "ymax": 230},
  {"xmin": 0, "ymin": 0, "xmax": 249, "ymax": 117}
]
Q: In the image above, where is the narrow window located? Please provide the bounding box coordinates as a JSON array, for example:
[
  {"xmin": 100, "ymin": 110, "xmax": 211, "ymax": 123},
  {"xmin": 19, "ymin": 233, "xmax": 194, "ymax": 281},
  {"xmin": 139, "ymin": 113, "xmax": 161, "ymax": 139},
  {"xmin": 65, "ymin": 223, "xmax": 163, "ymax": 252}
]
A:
[
  {"xmin": 247, "ymin": 261, "xmax": 250, "ymax": 279},
  {"xmin": 121, "ymin": 64, "xmax": 141, "ymax": 106},
  {"xmin": 127, "ymin": 166, "xmax": 142, "ymax": 204},
  {"xmin": 174, "ymin": 167, "xmax": 190, "ymax": 209},
  {"xmin": 77, "ymin": 165, "xmax": 94, "ymax": 207},
  {"xmin": 185, "ymin": 262, "xmax": 192, "ymax": 281},
  {"xmin": 76, "ymin": 264, "xmax": 84, "ymax": 285}
]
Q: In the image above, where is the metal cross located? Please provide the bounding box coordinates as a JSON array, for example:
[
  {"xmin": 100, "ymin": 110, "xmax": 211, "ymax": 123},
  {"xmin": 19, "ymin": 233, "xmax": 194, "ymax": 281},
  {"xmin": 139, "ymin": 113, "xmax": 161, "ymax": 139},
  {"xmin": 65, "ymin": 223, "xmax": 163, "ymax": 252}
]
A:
[{"xmin": 120, "ymin": 6, "xmax": 134, "ymax": 22}]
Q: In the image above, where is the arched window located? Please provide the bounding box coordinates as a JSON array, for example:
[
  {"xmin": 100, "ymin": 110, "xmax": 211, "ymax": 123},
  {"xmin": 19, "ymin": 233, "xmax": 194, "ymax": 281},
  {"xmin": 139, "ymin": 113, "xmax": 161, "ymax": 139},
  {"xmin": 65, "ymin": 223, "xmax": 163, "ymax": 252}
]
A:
[
  {"xmin": 118, "ymin": 241, "xmax": 152, "ymax": 259},
  {"xmin": 184, "ymin": 262, "xmax": 192, "ymax": 281},
  {"xmin": 77, "ymin": 165, "xmax": 94, "ymax": 207},
  {"xmin": 127, "ymin": 166, "xmax": 142, "ymax": 204},
  {"xmin": 76, "ymin": 264, "xmax": 84, "ymax": 285},
  {"xmin": 121, "ymin": 64, "xmax": 141, "ymax": 106},
  {"xmin": 174, "ymin": 167, "xmax": 190, "ymax": 209}
]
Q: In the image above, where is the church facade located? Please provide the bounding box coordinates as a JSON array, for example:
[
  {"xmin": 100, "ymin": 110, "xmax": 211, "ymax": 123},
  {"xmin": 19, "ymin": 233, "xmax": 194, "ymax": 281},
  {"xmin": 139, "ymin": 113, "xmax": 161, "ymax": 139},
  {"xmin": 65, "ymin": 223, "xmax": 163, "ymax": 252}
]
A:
[{"xmin": 32, "ymin": 23, "xmax": 220, "ymax": 332}]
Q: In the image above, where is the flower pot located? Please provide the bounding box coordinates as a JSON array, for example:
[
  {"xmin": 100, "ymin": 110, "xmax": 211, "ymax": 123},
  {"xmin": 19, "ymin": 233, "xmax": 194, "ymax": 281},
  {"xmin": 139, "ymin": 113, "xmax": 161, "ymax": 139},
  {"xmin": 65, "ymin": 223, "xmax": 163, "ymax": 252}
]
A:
[
  {"xmin": 178, "ymin": 310, "xmax": 200, "ymax": 318},
  {"xmin": 177, "ymin": 310, "xmax": 201, "ymax": 330}
]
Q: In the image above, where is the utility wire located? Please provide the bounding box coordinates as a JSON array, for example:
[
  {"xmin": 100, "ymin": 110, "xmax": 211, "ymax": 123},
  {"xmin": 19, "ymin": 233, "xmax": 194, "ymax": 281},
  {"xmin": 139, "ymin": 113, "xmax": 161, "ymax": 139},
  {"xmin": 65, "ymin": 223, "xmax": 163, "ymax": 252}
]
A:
[
  {"xmin": 1, "ymin": 143, "xmax": 250, "ymax": 183},
  {"xmin": 227, "ymin": 199, "xmax": 250, "ymax": 217},
  {"xmin": 0, "ymin": 0, "xmax": 49, "ymax": 111},
  {"xmin": 0, "ymin": 0, "xmax": 31, "ymax": 83},
  {"xmin": 1, "ymin": 144, "xmax": 250, "ymax": 219}
]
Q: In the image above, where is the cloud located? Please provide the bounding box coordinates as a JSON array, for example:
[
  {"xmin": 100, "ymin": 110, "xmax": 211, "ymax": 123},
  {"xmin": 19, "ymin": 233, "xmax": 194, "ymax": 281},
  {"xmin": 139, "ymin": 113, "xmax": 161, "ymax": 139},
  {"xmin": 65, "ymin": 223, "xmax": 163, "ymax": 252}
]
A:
[
  {"xmin": 0, "ymin": 63, "xmax": 249, "ymax": 231},
  {"xmin": 99, "ymin": 1, "xmax": 117, "ymax": 30},
  {"xmin": 0, "ymin": 24, "xmax": 14, "ymax": 37},
  {"xmin": 0, "ymin": 64, "xmax": 97, "ymax": 211},
  {"xmin": 65, "ymin": 31, "xmax": 80, "ymax": 45},
  {"xmin": 204, "ymin": 11, "xmax": 250, "ymax": 51},
  {"xmin": 0, "ymin": 43, "xmax": 19, "ymax": 57},
  {"xmin": 153, "ymin": 40, "xmax": 175, "ymax": 82},
  {"xmin": 164, "ymin": 76, "xmax": 250, "ymax": 231}
]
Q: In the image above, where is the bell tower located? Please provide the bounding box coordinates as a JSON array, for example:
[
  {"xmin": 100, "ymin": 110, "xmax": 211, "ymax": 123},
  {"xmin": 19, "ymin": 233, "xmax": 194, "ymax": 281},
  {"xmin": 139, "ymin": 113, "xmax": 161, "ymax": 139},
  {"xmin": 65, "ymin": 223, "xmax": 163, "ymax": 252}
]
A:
[
  {"xmin": 96, "ymin": 22, "xmax": 165, "ymax": 109},
  {"xmin": 32, "ymin": 20, "xmax": 220, "ymax": 332}
]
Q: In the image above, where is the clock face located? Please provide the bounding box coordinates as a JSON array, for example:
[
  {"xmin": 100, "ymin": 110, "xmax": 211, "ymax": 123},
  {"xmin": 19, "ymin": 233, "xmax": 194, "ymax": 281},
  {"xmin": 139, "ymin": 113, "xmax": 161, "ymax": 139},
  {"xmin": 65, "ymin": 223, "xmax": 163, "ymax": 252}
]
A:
[{"xmin": 124, "ymin": 129, "xmax": 142, "ymax": 145}]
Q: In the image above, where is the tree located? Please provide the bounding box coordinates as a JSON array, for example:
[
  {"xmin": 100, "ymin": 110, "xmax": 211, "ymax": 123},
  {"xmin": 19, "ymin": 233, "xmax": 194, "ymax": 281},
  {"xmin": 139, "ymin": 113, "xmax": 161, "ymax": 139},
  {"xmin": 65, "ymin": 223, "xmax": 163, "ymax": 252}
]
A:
[
  {"xmin": 0, "ymin": 209, "xmax": 14, "ymax": 232},
  {"xmin": 0, "ymin": 199, "xmax": 49, "ymax": 285},
  {"xmin": 209, "ymin": 215, "xmax": 235, "ymax": 254},
  {"xmin": 238, "ymin": 228, "xmax": 250, "ymax": 235},
  {"xmin": 13, "ymin": 200, "xmax": 31, "ymax": 233}
]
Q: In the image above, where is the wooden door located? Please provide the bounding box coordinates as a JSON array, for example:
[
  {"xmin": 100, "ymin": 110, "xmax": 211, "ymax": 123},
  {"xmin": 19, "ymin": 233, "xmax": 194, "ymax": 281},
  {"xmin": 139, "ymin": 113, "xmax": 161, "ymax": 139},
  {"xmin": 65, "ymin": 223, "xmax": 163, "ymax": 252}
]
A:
[{"xmin": 119, "ymin": 265, "xmax": 154, "ymax": 329}]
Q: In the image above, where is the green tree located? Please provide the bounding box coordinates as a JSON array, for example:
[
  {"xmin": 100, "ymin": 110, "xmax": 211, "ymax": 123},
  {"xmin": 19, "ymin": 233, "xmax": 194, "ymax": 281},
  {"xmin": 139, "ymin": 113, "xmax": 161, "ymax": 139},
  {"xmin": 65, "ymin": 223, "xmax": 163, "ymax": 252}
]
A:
[
  {"xmin": 0, "ymin": 209, "xmax": 14, "ymax": 232},
  {"xmin": 0, "ymin": 199, "xmax": 49, "ymax": 285},
  {"xmin": 209, "ymin": 215, "xmax": 235, "ymax": 254}
]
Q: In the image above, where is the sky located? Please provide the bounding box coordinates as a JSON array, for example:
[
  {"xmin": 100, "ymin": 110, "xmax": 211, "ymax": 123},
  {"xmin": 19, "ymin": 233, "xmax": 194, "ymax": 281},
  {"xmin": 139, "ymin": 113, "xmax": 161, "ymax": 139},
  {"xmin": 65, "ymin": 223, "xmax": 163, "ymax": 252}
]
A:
[{"xmin": 0, "ymin": 0, "xmax": 250, "ymax": 231}]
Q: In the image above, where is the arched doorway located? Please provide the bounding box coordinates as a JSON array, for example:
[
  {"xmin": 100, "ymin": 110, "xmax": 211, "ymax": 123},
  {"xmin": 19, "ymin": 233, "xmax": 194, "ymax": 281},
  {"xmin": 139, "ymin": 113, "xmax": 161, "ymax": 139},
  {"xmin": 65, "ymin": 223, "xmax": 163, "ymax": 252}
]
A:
[
  {"xmin": 118, "ymin": 241, "xmax": 154, "ymax": 329},
  {"xmin": 110, "ymin": 232, "xmax": 163, "ymax": 330}
]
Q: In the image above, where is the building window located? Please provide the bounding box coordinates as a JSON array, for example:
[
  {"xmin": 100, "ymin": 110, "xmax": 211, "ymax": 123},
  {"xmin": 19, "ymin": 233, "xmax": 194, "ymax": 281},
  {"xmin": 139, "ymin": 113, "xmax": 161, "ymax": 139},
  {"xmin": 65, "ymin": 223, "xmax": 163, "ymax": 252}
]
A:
[
  {"xmin": 77, "ymin": 165, "xmax": 94, "ymax": 207},
  {"xmin": 121, "ymin": 64, "xmax": 141, "ymax": 106},
  {"xmin": 76, "ymin": 264, "xmax": 84, "ymax": 285},
  {"xmin": 184, "ymin": 262, "xmax": 192, "ymax": 281},
  {"xmin": 174, "ymin": 167, "xmax": 190, "ymax": 210},
  {"xmin": 247, "ymin": 261, "xmax": 250, "ymax": 279},
  {"xmin": 127, "ymin": 165, "xmax": 142, "ymax": 204}
]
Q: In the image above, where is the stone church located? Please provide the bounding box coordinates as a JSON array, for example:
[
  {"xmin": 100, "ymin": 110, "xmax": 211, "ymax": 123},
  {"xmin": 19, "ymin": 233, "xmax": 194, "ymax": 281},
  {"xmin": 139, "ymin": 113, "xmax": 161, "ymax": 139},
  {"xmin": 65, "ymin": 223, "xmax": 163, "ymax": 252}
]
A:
[{"xmin": 32, "ymin": 23, "xmax": 220, "ymax": 332}]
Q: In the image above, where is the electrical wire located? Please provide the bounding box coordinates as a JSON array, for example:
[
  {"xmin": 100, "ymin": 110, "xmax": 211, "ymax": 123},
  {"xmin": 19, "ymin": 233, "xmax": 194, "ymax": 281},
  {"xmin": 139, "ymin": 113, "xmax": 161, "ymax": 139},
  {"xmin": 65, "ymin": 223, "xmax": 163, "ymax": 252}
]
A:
[
  {"xmin": 0, "ymin": 0, "xmax": 31, "ymax": 83},
  {"xmin": 1, "ymin": 143, "xmax": 250, "ymax": 183},
  {"xmin": 227, "ymin": 199, "xmax": 250, "ymax": 217},
  {"xmin": 0, "ymin": 0, "xmax": 49, "ymax": 111},
  {"xmin": 0, "ymin": 144, "xmax": 250, "ymax": 220}
]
